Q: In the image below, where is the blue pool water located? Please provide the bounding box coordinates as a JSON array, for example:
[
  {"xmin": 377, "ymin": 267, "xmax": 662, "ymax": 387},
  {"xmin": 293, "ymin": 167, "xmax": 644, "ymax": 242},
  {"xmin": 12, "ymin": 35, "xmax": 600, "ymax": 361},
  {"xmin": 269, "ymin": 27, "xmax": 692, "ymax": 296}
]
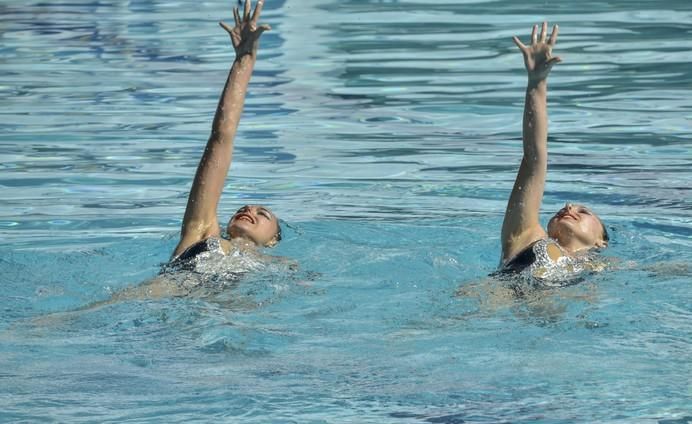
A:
[{"xmin": 1, "ymin": 0, "xmax": 691, "ymax": 422}]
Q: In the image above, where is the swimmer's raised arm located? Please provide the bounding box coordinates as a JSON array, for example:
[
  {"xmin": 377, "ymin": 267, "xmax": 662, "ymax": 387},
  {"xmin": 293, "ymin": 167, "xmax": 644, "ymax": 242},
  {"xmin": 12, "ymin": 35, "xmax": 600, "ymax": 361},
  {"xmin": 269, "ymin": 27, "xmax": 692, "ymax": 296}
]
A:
[
  {"xmin": 173, "ymin": 0, "xmax": 271, "ymax": 258},
  {"xmin": 501, "ymin": 22, "xmax": 561, "ymax": 263}
]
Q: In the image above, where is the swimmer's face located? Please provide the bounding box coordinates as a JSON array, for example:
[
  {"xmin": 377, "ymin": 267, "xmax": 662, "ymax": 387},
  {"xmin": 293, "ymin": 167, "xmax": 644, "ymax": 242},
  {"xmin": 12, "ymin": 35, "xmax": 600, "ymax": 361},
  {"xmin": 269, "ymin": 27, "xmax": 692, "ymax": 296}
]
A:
[
  {"xmin": 227, "ymin": 205, "xmax": 281, "ymax": 247},
  {"xmin": 547, "ymin": 203, "xmax": 608, "ymax": 251}
]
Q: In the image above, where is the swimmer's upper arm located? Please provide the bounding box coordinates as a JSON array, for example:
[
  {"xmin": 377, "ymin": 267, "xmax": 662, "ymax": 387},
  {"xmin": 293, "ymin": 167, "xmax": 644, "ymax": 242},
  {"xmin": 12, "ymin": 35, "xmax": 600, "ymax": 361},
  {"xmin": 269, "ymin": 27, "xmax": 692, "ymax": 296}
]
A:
[{"xmin": 500, "ymin": 138, "xmax": 548, "ymax": 262}]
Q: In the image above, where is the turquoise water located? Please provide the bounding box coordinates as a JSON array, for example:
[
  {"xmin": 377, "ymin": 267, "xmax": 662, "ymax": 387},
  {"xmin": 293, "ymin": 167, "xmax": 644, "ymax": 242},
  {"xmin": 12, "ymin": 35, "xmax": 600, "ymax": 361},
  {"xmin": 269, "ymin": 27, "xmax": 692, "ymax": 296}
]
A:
[{"xmin": 1, "ymin": 0, "xmax": 691, "ymax": 422}]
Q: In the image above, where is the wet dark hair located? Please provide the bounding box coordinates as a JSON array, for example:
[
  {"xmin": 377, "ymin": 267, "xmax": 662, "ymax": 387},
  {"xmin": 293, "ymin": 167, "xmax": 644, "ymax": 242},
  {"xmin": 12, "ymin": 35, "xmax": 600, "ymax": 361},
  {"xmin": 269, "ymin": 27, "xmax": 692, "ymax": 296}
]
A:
[
  {"xmin": 274, "ymin": 221, "xmax": 282, "ymax": 244},
  {"xmin": 598, "ymin": 218, "xmax": 610, "ymax": 243}
]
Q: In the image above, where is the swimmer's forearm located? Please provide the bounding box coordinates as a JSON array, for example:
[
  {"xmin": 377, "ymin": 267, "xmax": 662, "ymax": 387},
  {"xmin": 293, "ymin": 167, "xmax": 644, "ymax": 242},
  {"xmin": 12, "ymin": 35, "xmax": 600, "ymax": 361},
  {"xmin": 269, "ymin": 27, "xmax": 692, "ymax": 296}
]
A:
[
  {"xmin": 211, "ymin": 54, "xmax": 256, "ymax": 141},
  {"xmin": 513, "ymin": 78, "xmax": 549, "ymax": 213},
  {"xmin": 522, "ymin": 79, "xmax": 548, "ymax": 161}
]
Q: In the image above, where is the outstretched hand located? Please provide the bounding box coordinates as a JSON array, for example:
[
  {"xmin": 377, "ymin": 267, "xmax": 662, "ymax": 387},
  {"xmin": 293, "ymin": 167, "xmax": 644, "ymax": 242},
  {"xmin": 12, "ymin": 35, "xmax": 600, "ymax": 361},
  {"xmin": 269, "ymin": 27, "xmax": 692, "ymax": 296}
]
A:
[
  {"xmin": 513, "ymin": 22, "xmax": 561, "ymax": 82},
  {"xmin": 219, "ymin": 0, "xmax": 271, "ymax": 58}
]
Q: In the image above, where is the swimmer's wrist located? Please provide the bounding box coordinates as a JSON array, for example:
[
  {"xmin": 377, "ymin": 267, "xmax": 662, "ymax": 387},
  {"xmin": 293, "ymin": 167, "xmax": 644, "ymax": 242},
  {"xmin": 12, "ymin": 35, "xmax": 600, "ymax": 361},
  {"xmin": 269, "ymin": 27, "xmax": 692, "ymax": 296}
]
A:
[
  {"xmin": 234, "ymin": 54, "xmax": 257, "ymax": 66},
  {"xmin": 231, "ymin": 55, "xmax": 257, "ymax": 77},
  {"xmin": 527, "ymin": 78, "xmax": 548, "ymax": 90}
]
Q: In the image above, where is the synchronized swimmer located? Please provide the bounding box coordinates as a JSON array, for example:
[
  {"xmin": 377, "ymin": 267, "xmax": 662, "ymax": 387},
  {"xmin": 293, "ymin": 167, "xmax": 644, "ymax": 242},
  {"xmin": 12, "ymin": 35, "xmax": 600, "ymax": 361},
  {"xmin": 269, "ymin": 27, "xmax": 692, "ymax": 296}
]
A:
[
  {"xmin": 498, "ymin": 23, "xmax": 608, "ymax": 285},
  {"xmin": 168, "ymin": 0, "xmax": 281, "ymax": 272},
  {"xmin": 60, "ymin": 0, "xmax": 284, "ymax": 307}
]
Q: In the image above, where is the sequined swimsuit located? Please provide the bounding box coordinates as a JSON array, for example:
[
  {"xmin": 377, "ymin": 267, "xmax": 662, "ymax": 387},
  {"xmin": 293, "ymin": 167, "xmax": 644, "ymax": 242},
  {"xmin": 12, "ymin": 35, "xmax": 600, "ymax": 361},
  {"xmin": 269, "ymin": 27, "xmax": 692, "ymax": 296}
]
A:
[{"xmin": 498, "ymin": 238, "xmax": 593, "ymax": 289}]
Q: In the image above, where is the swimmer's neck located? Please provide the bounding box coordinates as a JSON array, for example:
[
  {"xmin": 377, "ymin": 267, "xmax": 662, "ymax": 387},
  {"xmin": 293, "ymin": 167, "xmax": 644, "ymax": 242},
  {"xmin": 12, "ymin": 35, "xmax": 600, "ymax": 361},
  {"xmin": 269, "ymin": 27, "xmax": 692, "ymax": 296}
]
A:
[
  {"xmin": 227, "ymin": 236, "xmax": 260, "ymax": 251},
  {"xmin": 554, "ymin": 238, "xmax": 594, "ymax": 256}
]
